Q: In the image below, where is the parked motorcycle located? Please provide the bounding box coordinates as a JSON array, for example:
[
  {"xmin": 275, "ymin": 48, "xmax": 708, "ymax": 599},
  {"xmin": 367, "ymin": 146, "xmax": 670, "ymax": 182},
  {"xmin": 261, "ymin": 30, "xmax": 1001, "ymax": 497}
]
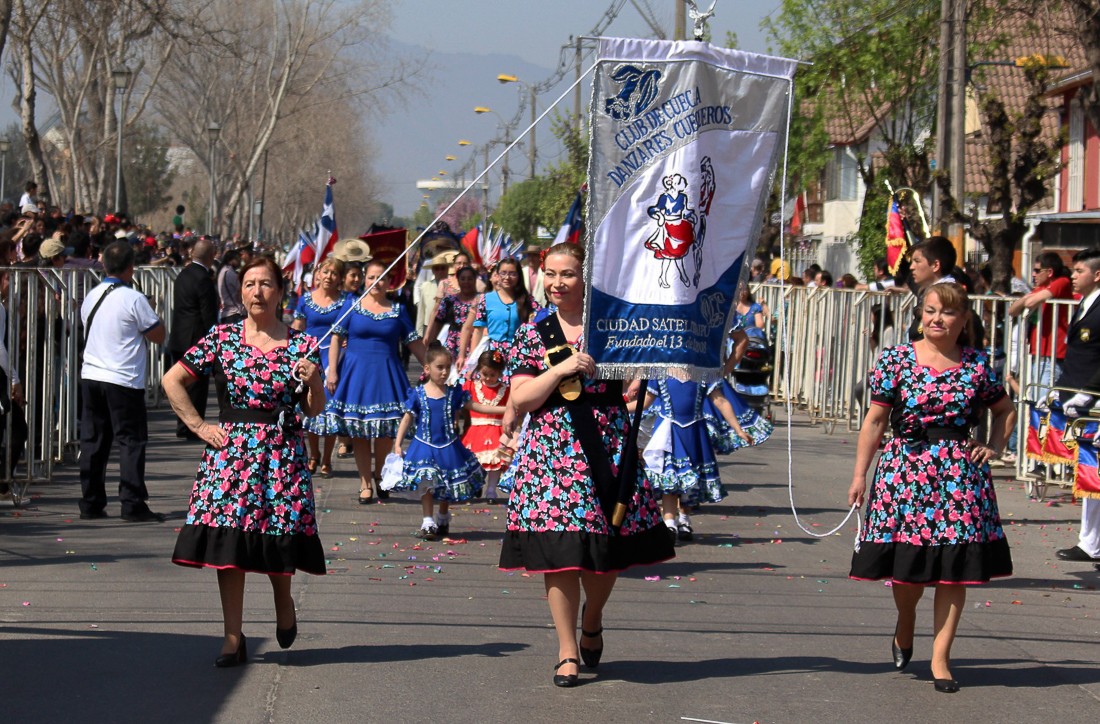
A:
[{"xmin": 727, "ymin": 329, "xmax": 773, "ymax": 419}]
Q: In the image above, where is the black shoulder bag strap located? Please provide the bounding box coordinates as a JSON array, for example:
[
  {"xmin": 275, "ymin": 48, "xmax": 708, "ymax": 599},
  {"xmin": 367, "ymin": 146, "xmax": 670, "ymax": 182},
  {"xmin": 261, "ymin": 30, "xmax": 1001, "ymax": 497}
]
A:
[
  {"xmin": 536, "ymin": 314, "xmax": 619, "ymax": 524},
  {"xmin": 83, "ymin": 283, "xmax": 122, "ymax": 342}
]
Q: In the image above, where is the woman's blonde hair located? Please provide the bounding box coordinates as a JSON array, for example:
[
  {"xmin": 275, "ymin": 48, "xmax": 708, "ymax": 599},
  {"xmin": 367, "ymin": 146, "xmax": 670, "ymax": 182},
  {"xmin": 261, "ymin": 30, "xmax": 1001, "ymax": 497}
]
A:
[{"xmin": 924, "ymin": 281, "xmax": 974, "ymax": 347}]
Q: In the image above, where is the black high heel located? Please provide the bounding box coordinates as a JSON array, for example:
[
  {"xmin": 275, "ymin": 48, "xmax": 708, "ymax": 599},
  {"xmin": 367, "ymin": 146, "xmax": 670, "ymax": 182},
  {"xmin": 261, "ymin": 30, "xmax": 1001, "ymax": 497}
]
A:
[
  {"xmin": 374, "ymin": 475, "xmax": 389, "ymax": 500},
  {"xmin": 276, "ymin": 618, "xmax": 298, "ymax": 649},
  {"xmin": 891, "ymin": 623, "xmax": 913, "ymax": 671},
  {"xmin": 214, "ymin": 634, "xmax": 247, "ymax": 668},
  {"xmin": 933, "ymin": 678, "xmax": 960, "ymax": 693},
  {"xmin": 553, "ymin": 658, "xmax": 579, "ymax": 688},
  {"xmin": 579, "ymin": 604, "xmax": 604, "ymax": 669}
]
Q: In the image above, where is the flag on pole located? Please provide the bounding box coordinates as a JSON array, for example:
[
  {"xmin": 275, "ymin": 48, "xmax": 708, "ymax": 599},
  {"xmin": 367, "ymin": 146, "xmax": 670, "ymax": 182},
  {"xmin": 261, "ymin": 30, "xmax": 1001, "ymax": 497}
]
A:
[
  {"xmin": 885, "ymin": 194, "xmax": 908, "ymax": 275},
  {"xmin": 583, "ymin": 37, "xmax": 797, "ymax": 377},
  {"xmin": 313, "ymin": 179, "xmax": 338, "ymax": 265},
  {"xmin": 553, "ymin": 189, "xmax": 585, "ymax": 245},
  {"xmin": 1041, "ymin": 406, "xmax": 1076, "ymax": 464},
  {"xmin": 281, "ymin": 225, "xmax": 316, "ymax": 290}
]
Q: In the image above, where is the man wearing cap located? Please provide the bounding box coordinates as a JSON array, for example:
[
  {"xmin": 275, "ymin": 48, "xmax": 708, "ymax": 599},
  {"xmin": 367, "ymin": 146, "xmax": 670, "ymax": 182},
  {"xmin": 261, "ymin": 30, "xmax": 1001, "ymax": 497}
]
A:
[
  {"xmin": 415, "ymin": 252, "xmax": 452, "ymax": 336},
  {"xmin": 38, "ymin": 235, "xmax": 73, "ymax": 268},
  {"xmin": 78, "ymin": 241, "xmax": 166, "ymax": 522},
  {"xmin": 168, "ymin": 238, "xmax": 217, "ymax": 440},
  {"xmin": 522, "ymin": 245, "xmax": 546, "ymax": 307}
]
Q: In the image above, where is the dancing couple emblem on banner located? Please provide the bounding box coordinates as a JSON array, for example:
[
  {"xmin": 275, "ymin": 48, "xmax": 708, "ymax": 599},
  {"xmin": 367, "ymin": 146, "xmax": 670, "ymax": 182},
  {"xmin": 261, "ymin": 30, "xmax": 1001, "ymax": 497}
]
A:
[{"xmin": 644, "ymin": 158, "xmax": 715, "ymax": 289}]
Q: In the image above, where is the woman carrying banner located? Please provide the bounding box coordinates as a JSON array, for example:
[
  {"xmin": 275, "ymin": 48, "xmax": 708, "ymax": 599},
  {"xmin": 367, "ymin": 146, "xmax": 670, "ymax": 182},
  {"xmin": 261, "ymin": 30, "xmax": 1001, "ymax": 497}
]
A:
[
  {"xmin": 499, "ymin": 242, "xmax": 673, "ymax": 688},
  {"xmin": 847, "ymin": 282, "xmax": 1014, "ymax": 693}
]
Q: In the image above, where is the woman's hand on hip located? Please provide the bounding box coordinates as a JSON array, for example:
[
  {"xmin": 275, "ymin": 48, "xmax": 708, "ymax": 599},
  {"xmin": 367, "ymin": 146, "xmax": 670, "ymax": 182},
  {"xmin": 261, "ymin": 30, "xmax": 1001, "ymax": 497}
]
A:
[
  {"xmin": 969, "ymin": 440, "xmax": 998, "ymax": 465},
  {"xmin": 197, "ymin": 421, "xmax": 227, "ymax": 449}
]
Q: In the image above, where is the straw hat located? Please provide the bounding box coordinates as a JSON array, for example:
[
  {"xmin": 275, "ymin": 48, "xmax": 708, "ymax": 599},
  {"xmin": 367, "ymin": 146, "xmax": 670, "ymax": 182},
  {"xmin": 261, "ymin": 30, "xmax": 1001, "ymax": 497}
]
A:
[
  {"xmin": 333, "ymin": 238, "xmax": 372, "ymax": 263},
  {"xmin": 429, "ymin": 250, "xmax": 458, "ymax": 267}
]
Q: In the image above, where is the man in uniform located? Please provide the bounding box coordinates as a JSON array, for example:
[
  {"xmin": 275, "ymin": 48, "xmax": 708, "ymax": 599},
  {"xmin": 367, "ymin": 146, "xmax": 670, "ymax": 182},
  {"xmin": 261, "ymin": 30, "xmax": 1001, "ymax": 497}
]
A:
[{"xmin": 1055, "ymin": 248, "xmax": 1100, "ymax": 568}]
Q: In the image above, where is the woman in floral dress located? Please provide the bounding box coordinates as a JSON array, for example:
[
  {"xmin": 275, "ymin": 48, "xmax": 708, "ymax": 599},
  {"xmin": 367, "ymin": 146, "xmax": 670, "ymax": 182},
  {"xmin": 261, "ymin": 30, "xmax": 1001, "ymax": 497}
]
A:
[
  {"xmin": 291, "ymin": 256, "xmax": 349, "ymax": 478},
  {"xmin": 425, "ymin": 265, "xmax": 479, "ymax": 365},
  {"xmin": 499, "ymin": 243, "xmax": 673, "ymax": 688},
  {"xmin": 848, "ymin": 282, "xmax": 1014, "ymax": 693},
  {"xmin": 165, "ymin": 256, "xmax": 326, "ymax": 667}
]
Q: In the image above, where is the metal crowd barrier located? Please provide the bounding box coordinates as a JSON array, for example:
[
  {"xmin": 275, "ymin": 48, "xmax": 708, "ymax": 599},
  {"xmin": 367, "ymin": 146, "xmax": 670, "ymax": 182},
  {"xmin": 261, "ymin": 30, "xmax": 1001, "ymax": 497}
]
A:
[
  {"xmin": 746, "ymin": 283, "xmax": 1079, "ymax": 496},
  {"xmin": 1, "ymin": 265, "xmax": 179, "ymax": 502}
]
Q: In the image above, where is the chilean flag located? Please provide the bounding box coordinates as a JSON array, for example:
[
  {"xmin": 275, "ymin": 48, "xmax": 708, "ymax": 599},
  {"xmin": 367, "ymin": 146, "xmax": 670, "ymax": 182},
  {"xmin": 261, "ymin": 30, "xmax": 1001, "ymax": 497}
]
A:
[
  {"xmin": 553, "ymin": 188, "xmax": 585, "ymax": 245},
  {"xmin": 1074, "ymin": 422, "xmax": 1100, "ymax": 500},
  {"xmin": 281, "ymin": 227, "xmax": 315, "ymax": 290},
  {"xmin": 312, "ymin": 180, "xmax": 338, "ymax": 265}
]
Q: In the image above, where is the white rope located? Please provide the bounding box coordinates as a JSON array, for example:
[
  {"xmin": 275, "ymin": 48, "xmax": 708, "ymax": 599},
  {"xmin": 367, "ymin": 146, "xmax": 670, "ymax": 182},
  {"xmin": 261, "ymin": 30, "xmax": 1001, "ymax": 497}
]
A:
[
  {"xmin": 291, "ymin": 62, "xmax": 600, "ymax": 387},
  {"xmin": 774, "ymin": 77, "xmax": 862, "ymax": 547}
]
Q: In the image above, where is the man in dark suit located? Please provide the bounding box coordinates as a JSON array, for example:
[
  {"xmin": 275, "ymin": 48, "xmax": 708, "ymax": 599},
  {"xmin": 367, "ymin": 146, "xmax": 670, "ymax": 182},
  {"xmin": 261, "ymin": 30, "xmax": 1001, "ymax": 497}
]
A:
[
  {"xmin": 167, "ymin": 238, "xmax": 217, "ymax": 440},
  {"xmin": 1054, "ymin": 247, "xmax": 1100, "ymax": 567}
]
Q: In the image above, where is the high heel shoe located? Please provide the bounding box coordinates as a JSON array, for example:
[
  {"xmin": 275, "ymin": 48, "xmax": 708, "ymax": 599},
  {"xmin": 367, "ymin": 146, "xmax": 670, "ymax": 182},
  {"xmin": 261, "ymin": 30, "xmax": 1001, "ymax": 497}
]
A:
[
  {"xmin": 276, "ymin": 618, "xmax": 298, "ymax": 649},
  {"xmin": 933, "ymin": 678, "xmax": 960, "ymax": 693},
  {"xmin": 579, "ymin": 604, "xmax": 604, "ymax": 669},
  {"xmin": 553, "ymin": 658, "xmax": 579, "ymax": 688},
  {"xmin": 358, "ymin": 487, "xmax": 375, "ymax": 505},
  {"xmin": 214, "ymin": 634, "xmax": 247, "ymax": 668},
  {"xmin": 891, "ymin": 624, "xmax": 913, "ymax": 671},
  {"xmin": 374, "ymin": 475, "xmax": 389, "ymax": 500}
]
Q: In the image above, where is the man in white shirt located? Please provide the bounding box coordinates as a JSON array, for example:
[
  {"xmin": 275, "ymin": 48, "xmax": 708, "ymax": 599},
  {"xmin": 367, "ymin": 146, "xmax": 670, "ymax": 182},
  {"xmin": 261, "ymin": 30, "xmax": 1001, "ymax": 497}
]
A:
[
  {"xmin": 78, "ymin": 241, "xmax": 166, "ymax": 522},
  {"xmin": 522, "ymin": 245, "xmax": 546, "ymax": 306}
]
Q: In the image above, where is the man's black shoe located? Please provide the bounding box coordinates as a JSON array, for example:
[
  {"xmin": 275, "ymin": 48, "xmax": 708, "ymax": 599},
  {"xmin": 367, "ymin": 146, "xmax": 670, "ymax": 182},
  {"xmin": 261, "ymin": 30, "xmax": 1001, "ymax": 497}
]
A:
[
  {"xmin": 79, "ymin": 509, "xmax": 110, "ymax": 520},
  {"xmin": 121, "ymin": 509, "xmax": 166, "ymax": 523},
  {"xmin": 1056, "ymin": 546, "xmax": 1099, "ymax": 562}
]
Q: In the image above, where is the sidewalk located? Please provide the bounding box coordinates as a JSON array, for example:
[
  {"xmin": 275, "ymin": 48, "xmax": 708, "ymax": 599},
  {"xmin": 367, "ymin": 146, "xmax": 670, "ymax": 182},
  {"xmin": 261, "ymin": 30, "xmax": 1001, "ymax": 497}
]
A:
[{"xmin": 1, "ymin": 403, "xmax": 1098, "ymax": 723}]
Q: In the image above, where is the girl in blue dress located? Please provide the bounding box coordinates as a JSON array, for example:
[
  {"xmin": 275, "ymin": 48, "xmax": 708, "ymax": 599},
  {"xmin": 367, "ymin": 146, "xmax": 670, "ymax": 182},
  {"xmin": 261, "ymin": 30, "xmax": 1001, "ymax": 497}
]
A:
[
  {"xmin": 636, "ymin": 372, "xmax": 751, "ymax": 542},
  {"xmin": 326, "ymin": 260, "xmax": 428, "ymax": 504},
  {"xmin": 291, "ymin": 256, "xmax": 349, "ymax": 478},
  {"xmin": 393, "ymin": 345, "xmax": 484, "ymax": 540}
]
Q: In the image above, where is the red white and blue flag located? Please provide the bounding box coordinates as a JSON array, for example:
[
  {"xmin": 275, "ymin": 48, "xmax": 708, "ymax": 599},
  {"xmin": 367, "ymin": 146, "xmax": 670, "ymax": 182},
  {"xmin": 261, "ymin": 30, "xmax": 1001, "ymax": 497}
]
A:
[
  {"xmin": 281, "ymin": 180, "xmax": 338, "ymax": 289},
  {"xmin": 553, "ymin": 188, "xmax": 585, "ymax": 245},
  {"xmin": 1041, "ymin": 407, "xmax": 1076, "ymax": 464},
  {"xmin": 1075, "ymin": 422, "xmax": 1100, "ymax": 500}
]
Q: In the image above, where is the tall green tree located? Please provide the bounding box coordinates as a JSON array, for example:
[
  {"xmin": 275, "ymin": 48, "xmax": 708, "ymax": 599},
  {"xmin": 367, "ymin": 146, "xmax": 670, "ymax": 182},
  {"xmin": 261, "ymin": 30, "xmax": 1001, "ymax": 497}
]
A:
[
  {"xmin": 494, "ymin": 178, "xmax": 549, "ymax": 243},
  {"xmin": 123, "ymin": 122, "xmax": 176, "ymax": 218}
]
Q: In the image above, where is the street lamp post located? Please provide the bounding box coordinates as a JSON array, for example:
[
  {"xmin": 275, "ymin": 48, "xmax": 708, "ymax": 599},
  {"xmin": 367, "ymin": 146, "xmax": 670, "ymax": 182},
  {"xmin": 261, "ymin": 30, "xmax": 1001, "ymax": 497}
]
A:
[
  {"xmin": 498, "ymin": 74, "xmax": 537, "ymax": 179},
  {"xmin": 207, "ymin": 121, "xmax": 221, "ymax": 235},
  {"xmin": 0, "ymin": 138, "xmax": 10, "ymax": 204},
  {"xmin": 474, "ymin": 106, "xmax": 510, "ymax": 196},
  {"xmin": 112, "ymin": 67, "xmax": 133, "ymax": 213}
]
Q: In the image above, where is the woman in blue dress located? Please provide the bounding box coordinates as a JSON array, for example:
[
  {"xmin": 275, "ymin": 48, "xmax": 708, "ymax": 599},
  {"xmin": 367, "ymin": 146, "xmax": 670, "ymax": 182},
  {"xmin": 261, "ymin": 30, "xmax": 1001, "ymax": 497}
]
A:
[
  {"xmin": 636, "ymin": 373, "xmax": 750, "ymax": 542},
  {"xmin": 458, "ymin": 258, "xmax": 539, "ymax": 374},
  {"xmin": 291, "ymin": 256, "xmax": 348, "ymax": 478},
  {"xmin": 325, "ymin": 260, "xmax": 427, "ymax": 503},
  {"xmin": 393, "ymin": 345, "xmax": 484, "ymax": 540}
]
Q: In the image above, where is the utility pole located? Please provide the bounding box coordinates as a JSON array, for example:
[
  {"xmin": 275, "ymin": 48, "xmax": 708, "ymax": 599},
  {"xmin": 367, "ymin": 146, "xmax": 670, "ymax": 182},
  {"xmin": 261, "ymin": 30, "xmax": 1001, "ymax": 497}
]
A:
[
  {"xmin": 674, "ymin": 0, "xmax": 686, "ymax": 41},
  {"xmin": 932, "ymin": 0, "xmax": 952, "ymax": 230},
  {"xmin": 574, "ymin": 36, "xmax": 583, "ymax": 133},
  {"xmin": 950, "ymin": 0, "xmax": 967, "ymax": 216}
]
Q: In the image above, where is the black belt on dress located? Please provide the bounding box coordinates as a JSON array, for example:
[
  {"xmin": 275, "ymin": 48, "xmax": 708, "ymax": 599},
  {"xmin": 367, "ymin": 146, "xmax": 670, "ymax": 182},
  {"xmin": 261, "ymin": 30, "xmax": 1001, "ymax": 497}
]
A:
[
  {"xmin": 219, "ymin": 407, "xmax": 300, "ymax": 430},
  {"xmin": 899, "ymin": 425, "xmax": 971, "ymax": 443}
]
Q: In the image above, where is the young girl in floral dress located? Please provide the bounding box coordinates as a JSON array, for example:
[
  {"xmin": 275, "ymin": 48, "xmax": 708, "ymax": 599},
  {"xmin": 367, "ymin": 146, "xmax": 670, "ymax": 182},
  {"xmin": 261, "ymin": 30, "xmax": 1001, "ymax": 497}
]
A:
[
  {"xmin": 393, "ymin": 345, "xmax": 484, "ymax": 541},
  {"xmin": 461, "ymin": 350, "xmax": 509, "ymax": 500}
]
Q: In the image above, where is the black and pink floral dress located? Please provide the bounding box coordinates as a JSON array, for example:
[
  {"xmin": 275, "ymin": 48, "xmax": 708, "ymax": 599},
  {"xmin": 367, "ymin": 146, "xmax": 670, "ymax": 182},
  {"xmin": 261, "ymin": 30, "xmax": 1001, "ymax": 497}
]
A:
[
  {"xmin": 849, "ymin": 344, "xmax": 1012, "ymax": 585},
  {"xmin": 498, "ymin": 320, "xmax": 673, "ymax": 573},
  {"xmin": 171, "ymin": 323, "xmax": 326, "ymax": 576}
]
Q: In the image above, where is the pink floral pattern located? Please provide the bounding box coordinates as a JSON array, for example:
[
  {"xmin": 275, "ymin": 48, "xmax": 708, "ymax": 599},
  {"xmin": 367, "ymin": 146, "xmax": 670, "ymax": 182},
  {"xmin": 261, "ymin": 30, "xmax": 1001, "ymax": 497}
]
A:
[
  {"xmin": 179, "ymin": 323, "xmax": 321, "ymax": 537},
  {"xmin": 862, "ymin": 344, "xmax": 1007, "ymax": 546},
  {"xmin": 503, "ymin": 322, "xmax": 665, "ymax": 536}
]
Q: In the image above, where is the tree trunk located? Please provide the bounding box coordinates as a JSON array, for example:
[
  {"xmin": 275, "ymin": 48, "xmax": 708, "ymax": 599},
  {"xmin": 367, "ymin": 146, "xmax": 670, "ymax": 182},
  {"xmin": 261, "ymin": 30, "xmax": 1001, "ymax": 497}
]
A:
[
  {"xmin": 18, "ymin": 25, "xmax": 47, "ymax": 200},
  {"xmin": 0, "ymin": 0, "xmax": 13, "ymax": 67}
]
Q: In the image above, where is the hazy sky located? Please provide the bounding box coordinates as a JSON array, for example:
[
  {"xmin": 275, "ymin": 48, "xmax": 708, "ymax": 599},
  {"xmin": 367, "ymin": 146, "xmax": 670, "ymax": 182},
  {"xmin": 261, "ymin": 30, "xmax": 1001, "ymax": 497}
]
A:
[{"xmin": 378, "ymin": 0, "xmax": 784, "ymax": 216}]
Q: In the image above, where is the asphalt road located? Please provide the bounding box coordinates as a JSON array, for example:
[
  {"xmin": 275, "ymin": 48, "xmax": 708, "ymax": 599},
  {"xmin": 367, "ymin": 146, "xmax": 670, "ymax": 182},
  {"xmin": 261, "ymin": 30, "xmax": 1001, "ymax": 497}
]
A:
[{"xmin": 1, "ymin": 403, "xmax": 1098, "ymax": 723}]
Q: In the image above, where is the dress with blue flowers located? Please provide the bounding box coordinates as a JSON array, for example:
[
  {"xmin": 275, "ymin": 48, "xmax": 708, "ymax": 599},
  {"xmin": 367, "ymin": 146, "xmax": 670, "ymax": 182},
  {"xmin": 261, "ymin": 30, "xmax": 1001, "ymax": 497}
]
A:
[
  {"xmin": 324, "ymin": 301, "xmax": 420, "ymax": 438},
  {"xmin": 171, "ymin": 323, "xmax": 325, "ymax": 575},
  {"xmin": 849, "ymin": 344, "xmax": 1013, "ymax": 584},
  {"xmin": 293, "ymin": 289, "xmax": 349, "ymax": 436},
  {"xmin": 393, "ymin": 385, "xmax": 484, "ymax": 501},
  {"xmin": 498, "ymin": 320, "xmax": 674, "ymax": 573}
]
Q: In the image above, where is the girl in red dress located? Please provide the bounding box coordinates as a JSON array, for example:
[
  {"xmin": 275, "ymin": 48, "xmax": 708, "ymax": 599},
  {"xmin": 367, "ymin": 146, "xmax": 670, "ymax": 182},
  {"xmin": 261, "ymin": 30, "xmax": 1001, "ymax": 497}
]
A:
[{"xmin": 462, "ymin": 350, "xmax": 509, "ymax": 499}]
